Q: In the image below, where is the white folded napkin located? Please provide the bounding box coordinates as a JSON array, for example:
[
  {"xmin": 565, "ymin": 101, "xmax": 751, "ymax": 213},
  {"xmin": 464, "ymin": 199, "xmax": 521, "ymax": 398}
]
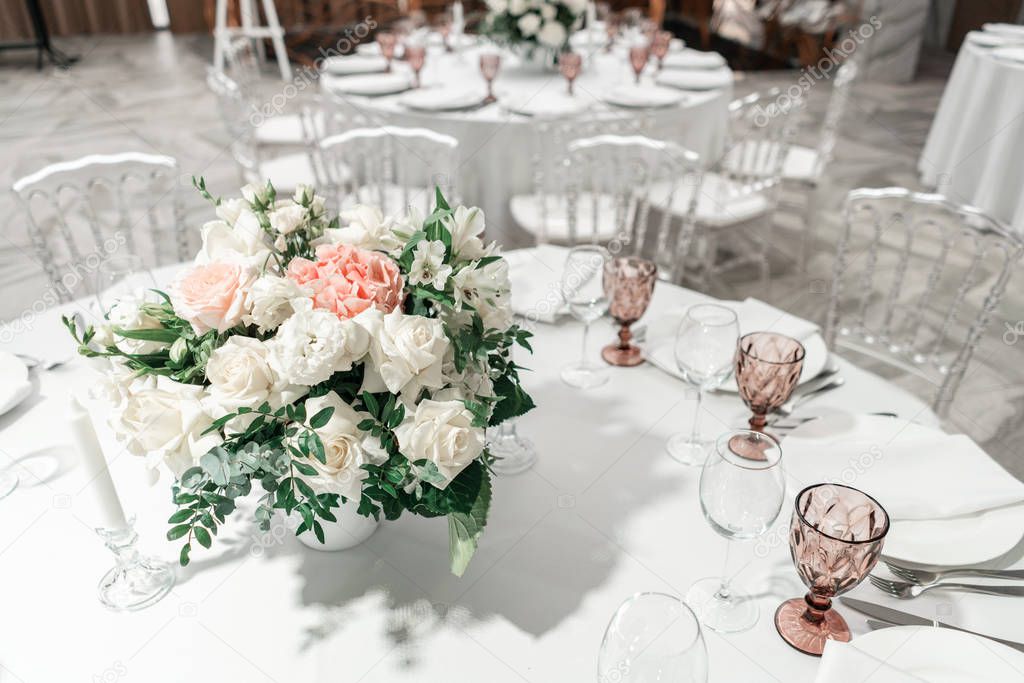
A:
[
  {"xmin": 655, "ymin": 67, "xmax": 732, "ymax": 91},
  {"xmin": 502, "ymin": 91, "xmax": 589, "ymax": 118},
  {"xmin": 734, "ymin": 297, "xmax": 819, "ymax": 340},
  {"xmin": 601, "ymin": 84, "xmax": 686, "ymax": 108},
  {"xmin": 322, "ymin": 55, "xmax": 388, "ymax": 76},
  {"xmin": 324, "ymin": 72, "xmax": 411, "ymax": 96},
  {"xmin": 984, "ymin": 22, "xmax": 1024, "ymax": 36},
  {"xmin": 400, "ymin": 86, "xmax": 483, "ymax": 111},
  {"xmin": 815, "ymin": 640, "xmax": 923, "ymax": 683},
  {"xmin": 0, "ymin": 351, "xmax": 32, "ymax": 417},
  {"xmin": 506, "ymin": 245, "xmax": 569, "ymax": 324},
  {"xmin": 661, "ymin": 49, "xmax": 727, "ymax": 69}
]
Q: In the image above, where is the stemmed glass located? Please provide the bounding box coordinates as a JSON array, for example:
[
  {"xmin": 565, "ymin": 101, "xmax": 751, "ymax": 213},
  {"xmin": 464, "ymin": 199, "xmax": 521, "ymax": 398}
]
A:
[
  {"xmin": 377, "ymin": 31, "xmax": 397, "ymax": 72},
  {"xmin": 651, "ymin": 30, "xmax": 672, "ymax": 71},
  {"xmin": 405, "ymin": 44, "xmax": 426, "ymax": 88},
  {"xmin": 559, "ymin": 51, "xmax": 582, "ymax": 96},
  {"xmin": 665, "ymin": 304, "xmax": 739, "ymax": 465},
  {"xmin": 480, "ymin": 53, "xmax": 501, "ymax": 104},
  {"xmin": 599, "ymin": 592, "xmax": 708, "ymax": 683},
  {"xmin": 604, "ymin": 13, "xmax": 620, "ymax": 52},
  {"xmin": 629, "ymin": 45, "xmax": 649, "ymax": 84},
  {"xmin": 96, "ymin": 254, "xmax": 156, "ymax": 312},
  {"xmin": 560, "ymin": 245, "xmax": 611, "ymax": 389},
  {"xmin": 775, "ymin": 484, "xmax": 889, "ymax": 655},
  {"xmin": 735, "ymin": 332, "xmax": 805, "ymax": 433},
  {"xmin": 687, "ymin": 430, "xmax": 785, "ymax": 633},
  {"xmin": 435, "ymin": 15, "xmax": 452, "ymax": 52},
  {"xmin": 601, "ymin": 256, "xmax": 656, "ymax": 367}
]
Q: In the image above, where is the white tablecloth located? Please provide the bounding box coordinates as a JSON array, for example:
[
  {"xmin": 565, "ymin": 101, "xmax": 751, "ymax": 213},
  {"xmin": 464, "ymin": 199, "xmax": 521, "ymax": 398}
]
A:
[
  {"xmin": 7, "ymin": 254, "xmax": 1021, "ymax": 682},
  {"xmin": 322, "ymin": 46, "xmax": 732, "ymax": 247},
  {"xmin": 919, "ymin": 33, "xmax": 1024, "ymax": 232}
]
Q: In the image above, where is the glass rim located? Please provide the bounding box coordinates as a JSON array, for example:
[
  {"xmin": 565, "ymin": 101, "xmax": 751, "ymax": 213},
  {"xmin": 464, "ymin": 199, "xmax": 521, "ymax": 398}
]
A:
[
  {"xmin": 609, "ymin": 591, "xmax": 704, "ymax": 653},
  {"xmin": 793, "ymin": 483, "xmax": 891, "ymax": 545},
  {"xmin": 737, "ymin": 331, "xmax": 806, "ymax": 365},
  {"xmin": 683, "ymin": 303, "xmax": 738, "ymax": 327},
  {"xmin": 713, "ymin": 429, "xmax": 781, "ymax": 470}
]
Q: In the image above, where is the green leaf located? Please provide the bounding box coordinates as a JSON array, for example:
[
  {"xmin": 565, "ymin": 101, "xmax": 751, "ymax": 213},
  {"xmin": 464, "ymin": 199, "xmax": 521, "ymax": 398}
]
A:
[
  {"xmin": 167, "ymin": 524, "xmax": 191, "ymax": 541},
  {"xmin": 179, "ymin": 466, "xmax": 205, "ymax": 489},
  {"xmin": 292, "ymin": 461, "xmax": 318, "ymax": 477},
  {"xmin": 434, "ymin": 186, "xmax": 451, "ymax": 211},
  {"xmin": 167, "ymin": 509, "xmax": 193, "ymax": 524},
  {"xmin": 180, "ymin": 543, "xmax": 191, "ymax": 566},
  {"xmin": 200, "ymin": 448, "xmax": 232, "ymax": 487},
  {"xmin": 194, "ymin": 526, "xmax": 212, "ymax": 549},
  {"xmin": 309, "ymin": 406, "xmax": 335, "ymax": 429},
  {"xmin": 112, "ymin": 326, "xmax": 179, "ymax": 343},
  {"xmin": 361, "ymin": 392, "xmax": 380, "ymax": 417},
  {"xmin": 447, "ymin": 465, "xmax": 491, "ymax": 577},
  {"xmin": 313, "ymin": 520, "xmax": 325, "ymax": 544}
]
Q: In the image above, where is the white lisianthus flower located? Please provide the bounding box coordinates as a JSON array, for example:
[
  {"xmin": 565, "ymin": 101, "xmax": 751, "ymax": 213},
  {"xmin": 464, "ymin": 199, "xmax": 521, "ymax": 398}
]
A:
[
  {"xmin": 205, "ymin": 336, "xmax": 305, "ymax": 423},
  {"xmin": 109, "ymin": 376, "xmax": 223, "ymax": 477},
  {"xmin": 540, "ymin": 3, "xmax": 556, "ymax": 20},
  {"xmin": 408, "ymin": 240, "xmax": 452, "ymax": 290},
  {"xmin": 241, "ymin": 183, "xmax": 272, "ymax": 205},
  {"xmin": 517, "ymin": 12, "xmax": 541, "ymax": 36},
  {"xmin": 393, "ymin": 399, "xmax": 485, "ymax": 489},
  {"xmin": 451, "ymin": 260, "xmax": 514, "ymax": 331},
  {"xmin": 296, "ymin": 392, "xmax": 387, "ymax": 500},
  {"xmin": 442, "ymin": 205, "xmax": 487, "ymax": 260},
  {"xmin": 537, "ymin": 19, "xmax": 567, "ymax": 48},
  {"xmin": 268, "ymin": 303, "xmax": 371, "ymax": 386},
  {"xmin": 292, "ymin": 185, "xmax": 326, "ymax": 217},
  {"xmin": 318, "ymin": 204, "xmax": 405, "ymax": 254},
  {"xmin": 244, "ymin": 274, "xmax": 312, "ymax": 333},
  {"xmin": 508, "ymin": 0, "xmax": 528, "ymax": 14},
  {"xmin": 215, "ymin": 198, "xmax": 247, "ymax": 226},
  {"xmin": 268, "ymin": 202, "xmax": 307, "ymax": 235},
  {"xmin": 357, "ymin": 308, "xmax": 449, "ymax": 398},
  {"xmin": 102, "ymin": 292, "xmax": 167, "ymax": 355},
  {"xmin": 195, "ymin": 211, "xmax": 272, "ymax": 268}
]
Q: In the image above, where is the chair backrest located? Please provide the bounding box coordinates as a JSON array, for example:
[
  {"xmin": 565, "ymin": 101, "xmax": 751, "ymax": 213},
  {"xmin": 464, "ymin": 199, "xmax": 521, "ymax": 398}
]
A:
[
  {"xmin": 318, "ymin": 125, "xmax": 459, "ymax": 217},
  {"xmin": 207, "ymin": 68, "xmax": 261, "ymax": 177},
  {"xmin": 564, "ymin": 134, "xmax": 703, "ymax": 282},
  {"xmin": 825, "ymin": 187, "xmax": 1024, "ymax": 418},
  {"xmin": 12, "ymin": 153, "xmax": 188, "ymax": 303},
  {"xmin": 811, "ymin": 58, "xmax": 857, "ymax": 179}
]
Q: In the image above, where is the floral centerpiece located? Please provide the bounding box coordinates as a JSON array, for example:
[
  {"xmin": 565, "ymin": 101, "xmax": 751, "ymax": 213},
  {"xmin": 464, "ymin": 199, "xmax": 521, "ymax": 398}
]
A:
[
  {"xmin": 65, "ymin": 180, "xmax": 534, "ymax": 575},
  {"xmin": 482, "ymin": 0, "xmax": 586, "ymax": 56}
]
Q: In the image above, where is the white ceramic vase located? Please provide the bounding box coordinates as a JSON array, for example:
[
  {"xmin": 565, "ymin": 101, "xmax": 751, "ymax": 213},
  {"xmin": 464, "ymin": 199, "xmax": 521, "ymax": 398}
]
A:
[{"xmin": 297, "ymin": 501, "xmax": 379, "ymax": 551}]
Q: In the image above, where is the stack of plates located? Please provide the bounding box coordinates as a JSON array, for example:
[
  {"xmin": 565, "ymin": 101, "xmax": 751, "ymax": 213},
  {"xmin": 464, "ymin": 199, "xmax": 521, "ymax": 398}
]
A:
[
  {"xmin": 661, "ymin": 49, "xmax": 727, "ymax": 70},
  {"xmin": 324, "ymin": 72, "xmax": 412, "ymax": 96},
  {"xmin": 600, "ymin": 84, "xmax": 686, "ymax": 108},
  {"xmin": 400, "ymin": 87, "xmax": 485, "ymax": 111},
  {"xmin": 655, "ymin": 68, "xmax": 732, "ymax": 91},
  {"xmin": 321, "ymin": 55, "xmax": 388, "ymax": 76}
]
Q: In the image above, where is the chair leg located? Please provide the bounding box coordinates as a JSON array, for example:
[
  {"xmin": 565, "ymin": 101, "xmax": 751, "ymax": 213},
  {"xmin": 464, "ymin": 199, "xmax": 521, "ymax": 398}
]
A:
[{"xmin": 799, "ymin": 181, "xmax": 821, "ymax": 273}]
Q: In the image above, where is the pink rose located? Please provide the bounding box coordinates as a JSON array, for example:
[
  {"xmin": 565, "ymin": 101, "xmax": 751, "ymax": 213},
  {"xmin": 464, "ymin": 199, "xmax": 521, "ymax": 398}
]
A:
[
  {"xmin": 172, "ymin": 261, "xmax": 255, "ymax": 334},
  {"xmin": 286, "ymin": 245, "xmax": 404, "ymax": 320}
]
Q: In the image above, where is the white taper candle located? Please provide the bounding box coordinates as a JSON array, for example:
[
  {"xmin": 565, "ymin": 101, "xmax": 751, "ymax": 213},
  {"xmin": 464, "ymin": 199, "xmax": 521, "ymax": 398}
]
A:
[{"xmin": 69, "ymin": 396, "xmax": 128, "ymax": 530}]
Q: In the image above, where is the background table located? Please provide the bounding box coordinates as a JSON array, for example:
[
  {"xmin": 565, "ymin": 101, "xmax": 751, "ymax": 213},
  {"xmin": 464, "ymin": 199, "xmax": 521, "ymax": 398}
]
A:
[
  {"xmin": 6, "ymin": 253, "xmax": 1020, "ymax": 682},
  {"xmin": 919, "ymin": 33, "xmax": 1024, "ymax": 232}
]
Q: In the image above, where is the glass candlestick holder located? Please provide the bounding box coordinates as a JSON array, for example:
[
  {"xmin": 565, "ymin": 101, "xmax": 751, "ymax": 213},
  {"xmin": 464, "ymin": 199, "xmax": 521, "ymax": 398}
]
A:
[
  {"xmin": 96, "ymin": 519, "xmax": 175, "ymax": 611},
  {"xmin": 488, "ymin": 420, "xmax": 537, "ymax": 475}
]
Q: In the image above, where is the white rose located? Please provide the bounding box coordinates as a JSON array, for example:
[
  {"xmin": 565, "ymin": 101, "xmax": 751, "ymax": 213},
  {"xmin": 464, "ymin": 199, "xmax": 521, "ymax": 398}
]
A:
[
  {"xmin": 205, "ymin": 336, "xmax": 305, "ymax": 423},
  {"xmin": 563, "ymin": 0, "xmax": 586, "ymax": 15},
  {"xmin": 358, "ymin": 308, "xmax": 449, "ymax": 398},
  {"xmin": 442, "ymin": 205, "xmax": 487, "ymax": 260},
  {"xmin": 268, "ymin": 202, "xmax": 307, "ymax": 235},
  {"xmin": 318, "ymin": 204, "xmax": 405, "ymax": 254},
  {"xmin": 393, "ymin": 399, "xmax": 485, "ymax": 489},
  {"xmin": 195, "ymin": 213, "xmax": 273, "ymax": 268},
  {"xmin": 243, "ymin": 274, "xmax": 312, "ymax": 333},
  {"xmin": 109, "ymin": 376, "xmax": 223, "ymax": 477},
  {"xmin": 518, "ymin": 12, "xmax": 541, "ymax": 36},
  {"xmin": 540, "ymin": 3, "xmax": 555, "ymax": 20},
  {"xmin": 104, "ymin": 292, "xmax": 167, "ymax": 355},
  {"xmin": 296, "ymin": 392, "xmax": 387, "ymax": 500},
  {"xmin": 537, "ymin": 19, "xmax": 568, "ymax": 48},
  {"xmin": 451, "ymin": 260, "xmax": 513, "ymax": 331},
  {"xmin": 509, "ymin": 0, "xmax": 528, "ymax": 14},
  {"xmin": 408, "ymin": 240, "xmax": 452, "ymax": 290},
  {"xmin": 268, "ymin": 304, "xmax": 371, "ymax": 386}
]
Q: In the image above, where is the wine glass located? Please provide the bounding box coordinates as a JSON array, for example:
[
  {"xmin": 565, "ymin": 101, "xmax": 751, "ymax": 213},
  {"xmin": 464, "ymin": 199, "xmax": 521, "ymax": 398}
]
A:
[
  {"xmin": 604, "ymin": 13, "xmax": 620, "ymax": 52},
  {"xmin": 629, "ymin": 45, "xmax": 649, "ymax": 84},
  {"xmin": 479, "ymin": 53, "xmax": 501, "ymax": 104},
  {"xmin": 435, "ymin": 15, "xmax": 453, "ymax": 52},
  {"xmin": 665, "ymin": 304, "xmax": 739, "ymax": 465},
  {"xmin": 601, "ymin": 256, "xmax": 656, "ymax": 367},
  {"xmin": 735, "ymin": 332, "xmax": 805, "ymax": 433},
  {"xmin": 96, "ymin": 254, "xmax": 156, "ymax": 312},
  {"xmin": 376, "ymin": 31, "xmax": 397, "ymax": 72},
  {"xmin": 599, "ymin": 592, "xmax": 708, "ymax": 683},
  {"xmin": 405, "ymin": 44, "xmax": 426, "ymax": 88},
  {"xmin": 775, "ymin": 483, "xmax": 889, "ymax": 655},
  {"xmin": 686, "ymin": 430, "xmax": 785, "ymax": 633},
  {"xmin": 560, "ymin": 245, "xmax": 611, "ymax": 389},
  {"xmin": 651, "ymin": 30, "xmax": 672, "ymax": 70},
  {"xmin": 559, "ymin": 51, "xmax": 582, "ymax": 96}
]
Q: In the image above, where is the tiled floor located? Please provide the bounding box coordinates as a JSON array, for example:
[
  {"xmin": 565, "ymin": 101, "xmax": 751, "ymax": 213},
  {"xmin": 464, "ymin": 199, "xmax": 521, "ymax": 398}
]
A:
[{"xmin": 1, "ymin": 33, "xmax": 1021, "ymax": 476}]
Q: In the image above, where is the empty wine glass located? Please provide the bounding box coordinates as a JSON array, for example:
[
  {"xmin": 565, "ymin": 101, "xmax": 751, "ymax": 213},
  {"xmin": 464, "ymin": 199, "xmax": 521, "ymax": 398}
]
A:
[
  {"xmin": 96, "ymin": 254, "xmax": 156, "ymax": 312},
  {"xmin": 687, "ymin": 430, "xmax": 785, "ymax": 633},
  {"xmin": 377, "ymin": 31, "xmax": 397, "ymax": 72},
  {"xmin": 651, "ymin": 30, "xmax": 672, "ymax": 70},
  {"xmin": 604, "ymin": 13, "xmax": 620, "ymax": 52},
  {"xmin": 559, "ymin": 51, "xmax": 582, "ymax": 96},
  {"xmin": 601, "ymin": 256, "xmax": 656, "ymax": 367},
  {"xmin": 599, "ymin": 592, "xmax": 708, "ymax": 683},
  {"xmin": 561, "ymin": 245, "xmax": 611, "ymax": 389},
  {"xmin": 629, "ymin": 45, "xmax": 649, "ymax": 84},
  {"xmin": 665, "ymin": 304, "xmax": 739, "ymax": 465},
  {"xmin": 775, "ymin": 483, "xmax": 889, "ymax": 655},
  {"xmin": 435, "ymin": 15, "xmax": 452, "ymax": 51},
  {"xmin": 735, "ymin": 332, "xmax": 805, "ymax": 433},
  {"xmin": 405, "ymin": 44, "xmax": 426, "ymax": 88},
  {"xmin": 480, "ymin": 53, "xmax": 501, "ymax": 104}
]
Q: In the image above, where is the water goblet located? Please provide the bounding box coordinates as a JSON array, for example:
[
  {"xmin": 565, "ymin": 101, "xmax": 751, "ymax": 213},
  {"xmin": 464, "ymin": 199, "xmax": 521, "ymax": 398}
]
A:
[
  {"xmin": 435, "ymin": 15, "xmax": 453, "ymax": 51},
  {"xmin": 560, "ymin": 245, "xmax": 611, "ymax": 389},
  {"xmin": 96, "ymin": 254, "xmax": 156, "ymax": 312},
  {"xmin": 479, "ymin": 53, "xmax": 501, "ymax": 104},
  {"xmin": 599, "ymin": 592, "xmax": 708, "ymax": 683},
  {"xmin": 377, "ymin": 31, "xmax": 397, "ymax": 72},
  {"xmin": 651, "ymin": 30, "xmax": 672, "ymax": 70},
  {"xmin": 665, "ymin": 304, "xmax": 739, "ymax": 465},
  {"xmin": 686, "ymin": 430, "xmax": 785, "ymax": 633},
  {"xmin": 601, "ymin": 256, "xmax": 656, "ymax": 367},
  {"xmin": 405, "ymin": 44, "xmax": 426, "ymax": 88},
  {"xmin": 629, "ymin": 45, "xmax": 649, "ymax": 84},
  {"xmin": 775, "ymin": 483, "xmax": 890, "ymax": 656},
  {"xmin": 604, "ymin": 13, "xmax": 620, "ymax": 52},
  {"xmin": 735, "ymin": 332, "xmax": 805, "ymax": 433},
  {"xmin": 559, "ymin": 51, "xmax": 582, "ymax": 96}
]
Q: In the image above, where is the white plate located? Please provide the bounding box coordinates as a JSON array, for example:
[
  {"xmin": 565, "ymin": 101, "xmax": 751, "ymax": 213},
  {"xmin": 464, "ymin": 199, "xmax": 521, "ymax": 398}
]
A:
[
  {"xmin": 502, "ymin": 93, "xmax": 589, "ymax": 117},
  {"xmin": 321, "ymin": 55, "xmax": 388, "ymax": 75},
  {"xmin": 356, "ymin": 42, "xmax": 406, "ymax": 59},
  {"xmin": 991, "ymin": 46, "xmax": 1024, "ymax": 63},
  {"xmin": 661, "ymin": 49, "xmax": 726, "ymax": 69},
  {"xmin": 838, "ymin": 626, "xmax": 1024, "ymax": 682},
  {"xmin": 0, "ymin": 351, "xmax": 32, "ymax": 417},
  {"xmin": 655, "ymin": 67, "xmax": 732, "ymax": 91},
  {"xmin": 601, "ymin": 84, "xmax": 685, "ymax": 108},
  {"xmin": 783, "ymin": 413, "xmax": 1024, "ymax": 567},
  {"xmin": 323, "ymin": 72, "xmax": 412, "ymax": 96},
  {"xmin": 400, "ymin": 87, "xmax": 484, "ymax": 111}
]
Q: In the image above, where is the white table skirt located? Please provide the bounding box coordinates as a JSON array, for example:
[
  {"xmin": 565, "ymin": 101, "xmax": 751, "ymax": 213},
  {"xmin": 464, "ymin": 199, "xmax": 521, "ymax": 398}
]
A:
[
  {"xmin": 322, "ymin": 48, "xmax": 732, "ymax": 247},
  {"xmin": 919, "ymin": 34, "xmax": 1024, "ymax": 232},
  {"xmin": 7, "ymin": 254, "xmax": 1022, "ymax": 683}
]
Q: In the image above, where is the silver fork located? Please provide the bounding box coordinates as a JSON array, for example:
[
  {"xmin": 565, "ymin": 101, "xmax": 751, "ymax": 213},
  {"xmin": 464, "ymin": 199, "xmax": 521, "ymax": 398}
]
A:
[
  {"xmin": 869, "ymin": 574, "xmax": 1024, "ymax": 599},
  {"xmin": 884, "ymin": 560, "xmax": 1024, "ymax": 584}
]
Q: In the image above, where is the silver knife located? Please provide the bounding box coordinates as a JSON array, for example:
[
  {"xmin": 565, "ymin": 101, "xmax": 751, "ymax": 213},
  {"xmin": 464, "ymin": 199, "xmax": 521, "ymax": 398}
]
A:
[{"xmin": 841, "ymin": 597, "xmax": 1024, "ymax": 653}]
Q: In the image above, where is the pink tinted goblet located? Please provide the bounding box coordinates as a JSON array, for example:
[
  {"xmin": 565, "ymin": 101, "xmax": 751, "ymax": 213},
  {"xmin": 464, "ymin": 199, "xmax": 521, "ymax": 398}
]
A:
[
  {"xmin": 735, "ymin": 332, "xmax": 805, "ymax": 433},
  {"xmin": 479, "ymin": 53, "xmax": 501, "ymax": 104},
  {"xmin": 405, "ymin": 44, "xmax": 426, "ymax": 88},
  {"xmin": 601, "ymin": 257, "xmax": 657, "ymax": 367},
  {"xmin": 775, "ymin": 484, "xmax": 890, "ymax": 656},
  {"xmin": 376, "ymin": 31, "xmax": 397, "ymax": 71},
  {"xmin": 604, "ymin": 13, "xmax": 620, "ymax": 52},
  {"xmin": 629, "ymin": 45, "xmax": 649, "ymax": 84},
  {"xmin": 559, "ymin": 51, "xmax": 582, "ymax": 96},
  {"xmin": 652, "ymin": 30, "xmax": 672, "ymax": 70}
]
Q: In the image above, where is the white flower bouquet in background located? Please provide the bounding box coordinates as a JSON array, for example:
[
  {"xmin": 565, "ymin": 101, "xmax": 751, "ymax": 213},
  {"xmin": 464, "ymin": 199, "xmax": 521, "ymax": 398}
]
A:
[
  {"xmin": 482, "ymin": 0, "xmax": 586, "ymax": 54},
  {"xmin": 65, "ymin": 181, "xmax": 535, "ymax": 575}
]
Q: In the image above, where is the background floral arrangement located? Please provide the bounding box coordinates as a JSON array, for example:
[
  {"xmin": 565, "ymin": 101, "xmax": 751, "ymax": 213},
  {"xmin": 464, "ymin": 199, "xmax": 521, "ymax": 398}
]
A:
[
  {"xmin": 66, "ymin": 181, "xmax": 534, "ymax": 575},
  {"xmin": 482, "ymin": 0, "xmax": 586, "ymax": 53}
]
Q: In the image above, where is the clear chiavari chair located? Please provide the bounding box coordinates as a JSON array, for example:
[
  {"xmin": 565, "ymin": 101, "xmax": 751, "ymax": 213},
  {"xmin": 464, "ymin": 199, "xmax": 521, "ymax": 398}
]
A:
[
  {"xmin": 11, "ymin": 153, "xmax": 190, "ymax": 303},
  {"xmin": 318, "ymin": 126, "xmax": 459, "ymax": 218},
  {"xmin": 825, "ymin": 187, "xmax": 1024, "ymax": 419}
]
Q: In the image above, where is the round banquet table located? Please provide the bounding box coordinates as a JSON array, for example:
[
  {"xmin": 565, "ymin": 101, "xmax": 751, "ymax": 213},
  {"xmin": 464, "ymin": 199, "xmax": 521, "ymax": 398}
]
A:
[
  {"xmin": 9, "ymin": 251, "xmax": 1023, "ymax": 683},
  {"xmin": 321, "ymin": 45, "xmax": 733, "ymax": 247},
  {"xmin": 919, "ymin": 32, "xmax": 1024, "ymax": 232}
]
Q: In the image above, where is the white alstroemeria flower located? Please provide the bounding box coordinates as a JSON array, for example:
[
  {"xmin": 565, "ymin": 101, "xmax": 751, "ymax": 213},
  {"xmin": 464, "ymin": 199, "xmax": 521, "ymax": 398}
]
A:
[
  {"xmin": 357, "ymin": 308, "xmax": 449, "ymax": 398},
  {"xmin": 408, "ymin": 240, "xmax": 452, "ymax": 290},
  {"xmin": 317, "ymin": 204, "xmax": 405, "ymax": 253},
  {"xmin": 243, "ymin": 274, "xmax": 312, "ymax": 333},
  {"xmin": 518, "ymin": 12, "xmax": 541, "ymax": 36},
  {"xmin": 393, "ymin": 399, "xmax": 485, "ymax": 489},
  {"xmin": 451, "ymin": 260, "xmax": 513, "ymax": 331},
  {"xmin": 442, "ymin": 205, "xmax": 487, "ymax": 260},
  {"xmin": 537, "ymin": 19, "xmax": 567, "ymax": 48},
  {"xmin": 267, "ymin": 303, "xmax": 371, "ymax": 386}
]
